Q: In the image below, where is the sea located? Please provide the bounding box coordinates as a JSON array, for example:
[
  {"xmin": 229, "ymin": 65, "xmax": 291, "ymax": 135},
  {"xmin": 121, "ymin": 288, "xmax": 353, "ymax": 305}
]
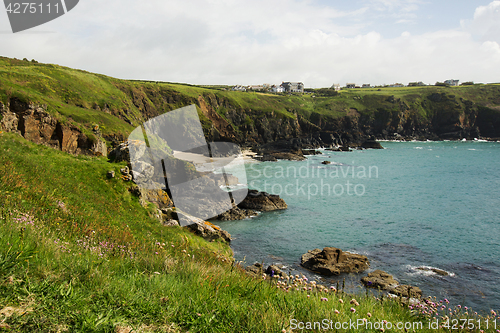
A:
[{"xmin": 216, "ymin": 140, "xmax": 500, "ymax": 314}]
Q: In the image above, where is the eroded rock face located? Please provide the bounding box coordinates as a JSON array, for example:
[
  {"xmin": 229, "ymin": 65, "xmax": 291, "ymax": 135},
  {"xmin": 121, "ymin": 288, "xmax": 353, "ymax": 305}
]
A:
[
  {"xmin": 237, "ymin": 190, "xmax": 287, "ymax": 211},
  {"xmin": 300, "ymin": 247, "xmax": 369, "ymax": 276},
  {"xmin": 0, "ymin": 98, "xmax": 106, "ymax": 155},
  {"xmin": 214, "ymin": 206, "xmax": 256, "ymax": 221}
]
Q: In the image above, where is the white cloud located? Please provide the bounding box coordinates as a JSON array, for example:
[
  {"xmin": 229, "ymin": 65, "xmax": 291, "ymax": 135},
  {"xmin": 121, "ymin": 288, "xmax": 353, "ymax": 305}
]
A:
[
  {"xmin": 462, "ymin": 0, "xmax": 500, "ymax": 43},
  {"xmin": 1, "ymin": 0, "xmax": 500, "ymax": 87}
]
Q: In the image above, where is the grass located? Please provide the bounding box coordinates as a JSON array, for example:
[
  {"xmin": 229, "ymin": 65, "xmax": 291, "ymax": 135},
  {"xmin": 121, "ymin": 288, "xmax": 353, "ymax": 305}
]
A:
[{"xmin": 1, "ymin": 132, "xmax": 499, "ymax": 332}]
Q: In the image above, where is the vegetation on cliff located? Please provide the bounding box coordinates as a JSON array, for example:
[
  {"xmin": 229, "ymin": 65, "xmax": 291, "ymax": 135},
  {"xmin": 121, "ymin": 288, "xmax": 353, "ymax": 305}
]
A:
[{"xmin": 2, "ymin": 56, "xmax": 500, "ymax": 155}]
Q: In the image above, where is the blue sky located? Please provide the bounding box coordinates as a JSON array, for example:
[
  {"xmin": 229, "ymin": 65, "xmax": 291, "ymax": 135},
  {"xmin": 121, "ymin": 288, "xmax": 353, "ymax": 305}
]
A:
[{"xmin": 1, "ymin": 0, "xmax": 499, "ymax": 87}]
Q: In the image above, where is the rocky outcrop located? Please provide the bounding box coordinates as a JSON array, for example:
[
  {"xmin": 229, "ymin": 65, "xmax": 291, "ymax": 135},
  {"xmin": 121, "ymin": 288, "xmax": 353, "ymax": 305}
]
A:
[
  {"xmin": 213, "ymin": 206, "xmax": 256, "ymax": 221},
  {"xmin": 237, "ymin": 190, "xmax": 287, "ymax": 211},
  {"xmin": 416, "ymin": 267, "xmax": 449, "ymax": 276},
  {"xmin": 361, "ymin": 270, "xmax": 422, "ymax": 298},
  {"xmin": 245, "ymin": 263, "xmax": 288, "ymax": 278},
  {"xmin": 361, "ymin": 270, "xmax": 399, "ymax": 290},
  {"xmin": 361, "ymin": 139, "xmax": 384, "ymax": 149},
  {"xmin": 300, "ymin": 247, "xmax": 369, "ymax": 276},
  {"xmin": 0, "ymin": 98, "xmax": 106, "ymax": 155}
]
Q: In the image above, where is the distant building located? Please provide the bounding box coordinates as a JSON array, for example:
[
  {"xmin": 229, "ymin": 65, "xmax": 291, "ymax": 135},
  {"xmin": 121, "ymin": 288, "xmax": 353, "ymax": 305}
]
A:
[
  {"xmin": 331, "ymin": 83, "xmax": 341, "ymax": 91},
  {"xmin": 281, "ymin": 82, "xmax": 304, "ymax": 93},
  {"xmin": 362, "ymin": 84, "xmax": 371, "ymax": 88},
  {"xmin": 248, "ymin": 85, "xmax": 265, "ymax": 91},
  {"xmin": 346, "ymin": 83, "xmax": 356, "ymax": 88},
  {"xmin": 271, "ymin": 85, "xmax": 285, "ymax": 93},
  {"xmin": 232, "ymin": 85, "xmax": 246, "ymax": 91},
  {"xmin": 389, "ymin": 83, "xmax": 405, "ymax": 88},
  {"xmin": 444, "ymin": 79, "xmax": 459, "ymax": 86},
  {"xmin": 408, "ymin": 81, "xmax": 426, "ymax": 87}
]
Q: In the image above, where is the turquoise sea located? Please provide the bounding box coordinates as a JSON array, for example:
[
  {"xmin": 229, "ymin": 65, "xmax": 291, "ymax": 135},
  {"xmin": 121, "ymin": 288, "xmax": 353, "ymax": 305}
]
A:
[{"xmin": 217, "ymin": 141, "xmax": 500, "ymax": 313}]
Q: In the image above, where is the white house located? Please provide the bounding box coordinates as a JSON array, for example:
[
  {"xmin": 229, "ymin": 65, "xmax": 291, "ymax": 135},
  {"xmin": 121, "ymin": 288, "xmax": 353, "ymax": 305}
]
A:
[
  {"xmin": 444, "ymin": 79, "xmax": 459, "ymax": 86},
  {"xmin": 271, "ymin": 85, "xmax": 285, "ymax": 93},
  {"xmin": 281, "ymin": 82, "xmax": 305, "ymax": 93},
  {"xmin": 331, "ymin": 84, "xmax": 341, "ymax": 91}
]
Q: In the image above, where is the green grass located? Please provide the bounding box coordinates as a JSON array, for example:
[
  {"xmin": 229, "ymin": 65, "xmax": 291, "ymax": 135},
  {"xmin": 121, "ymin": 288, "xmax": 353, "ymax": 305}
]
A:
[{"xmin": 1, "ymin": 132, "xmax": 498, "ymax": 332}]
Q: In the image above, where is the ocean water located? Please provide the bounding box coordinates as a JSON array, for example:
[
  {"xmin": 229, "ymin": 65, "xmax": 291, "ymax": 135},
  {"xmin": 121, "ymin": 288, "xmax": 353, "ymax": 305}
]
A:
[{"xmin": 217, "ymin": 141, "xmax": 500, "ymax": 313}]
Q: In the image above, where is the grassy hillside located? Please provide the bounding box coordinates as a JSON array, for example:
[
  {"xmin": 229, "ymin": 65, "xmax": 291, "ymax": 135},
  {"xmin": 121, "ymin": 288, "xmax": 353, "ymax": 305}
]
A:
[{"xmin": 0, "ymin": 135, "xmax": 498, "ymax": 332}]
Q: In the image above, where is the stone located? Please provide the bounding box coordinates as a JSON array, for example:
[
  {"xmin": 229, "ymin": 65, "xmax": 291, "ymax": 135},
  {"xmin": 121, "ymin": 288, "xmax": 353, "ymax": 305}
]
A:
[
  {"xmin": 245, "ymin": 263, "xmax": 264, "ymax": 277},
  {"xmin": 184, "ymin": 215, "xmax": 231, "ymax": 243},
  {"xmin": 213, "ymin": 206, "xmax": 256, "ymax": 221},
  {"xmin": 107, "ymin": 171, "xmax": 115, "ymax": 179},
  {"xmin": 388, "ymin": 285, "xmax": 422, "ymax": 298},
  {"xmin": 265, "ymin": 264, "xmax": 288, "ymax": 279},
  {"xmin": 416, "ymin": 267, "xmax": 449, "ymax": 276},
  {"xmin": 361, "ymin": 139, "xmax": 384, "ymax": 149},
  {"xmin": 302, "ymin": 149, "xmax": 322, "ymax": 155},
  {"xmin": 361, "ymin": 270, "xmax": 399, "ymax": 290},
  {"xmin": 237, "ymin": 190, "xmax": 287, "ymax": 211},
  {"xmin": 300, "ymin": 247, "xmax": 369, "ymax": 276},
  {"xmin": 321, "ymin": 161, "xmax": 331, "ymax": 165}
]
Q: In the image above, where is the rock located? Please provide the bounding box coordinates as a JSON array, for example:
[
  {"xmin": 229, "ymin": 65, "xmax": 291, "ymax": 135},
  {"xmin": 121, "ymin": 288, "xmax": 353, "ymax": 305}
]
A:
[
  {"xmin": 237, "ymin": 189, "xmax": 287, "ymax": 211},
  {"xmin": 388, "ymin": 285, "xmax": 422, "ymax": 298},
  {"xmin": 416, "ymin": 267, "xmax": 449, "ymax": 276},
  {"xmin": 129, "ymin": 184, "xmax": 173, "ymax": 209},
  {"xmin": 186, "ymin": 218, "xmax": 231, "ymax": 243},
  {"xmin": 321, "ymin": 161, "xmax": 331, "ymax": 165},
  {"xmin": 245, "ymin": 263, "xmax": 264, "ymax": 277},
  {"xmin": 300, "ymin": 247, "xmax": 369, "ymax": 276},
  {"xmin": 361, "ymin": 139, "xmax": 384, "ymax": 149},
  {"xmin": 269, "ymin": 152, "xmax": 306, "ymax": 161},
  {"xmin": 213, "ymin": 206, "xmax": 256, "ymax": 221},
  {"xmin": 258, "ymin": 154, "xmax": 278, "ymax": 162},
  {"xmin": 107, "ymin": 171, "xmax": 115, "ymax": 179},
  {"xmin": 361, "ymin": 270, "xmax": 399, "ymax": 290},
  {"xmin": 120, "ymin": 166, "xmax": 130, "ymax": 175},
  {"xmin": 108, "ymin": 140, "xmax": 147, "ymax": 162},
  {"xmin": 302, "ymin": 149, "xmax": 322, "ymax": 155},
  {"xmin": 265, "ymin": 264, "xmax": 288, "ymax": 279},
  {"xmin": 361, "ymin": 270, "xmax": 423, "ymax": 298}
]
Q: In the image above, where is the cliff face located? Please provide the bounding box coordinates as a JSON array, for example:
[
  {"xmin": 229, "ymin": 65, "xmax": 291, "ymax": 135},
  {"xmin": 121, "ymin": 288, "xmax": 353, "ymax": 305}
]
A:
[
  {"xmin": 1, "ymin": 57, "xmax": 500, "ymax": 153},
  {"xmin": 0, "ymin": 98, "xmax": 107, "ymax": 155}
]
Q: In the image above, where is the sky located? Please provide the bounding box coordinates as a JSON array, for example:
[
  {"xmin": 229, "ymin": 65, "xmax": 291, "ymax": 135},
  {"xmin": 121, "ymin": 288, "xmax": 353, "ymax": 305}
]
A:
[{"xmin": 1, "ymin": 0, "xmax": 500, "ymax": 87}]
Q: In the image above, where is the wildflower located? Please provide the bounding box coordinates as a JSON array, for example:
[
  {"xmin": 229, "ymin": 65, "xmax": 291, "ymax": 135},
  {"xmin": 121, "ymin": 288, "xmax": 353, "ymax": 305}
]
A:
[
  {"xmin": 492, "ymin": 310, "xmax": 497, "ymax": 316},
  {"xmin": 321, "ymin": 297, "xmax": 328, "ymax": 302},
  {"xmin": 380, "ymin": 328, "xmax": 385, "ymax": 332},
  {"xmin": 367, "ymin": 312, "xmax": 372, "ymax": 318},
  {"xmin": 339, "ymin": 299, "xmax": 344, "ymax": 304},
  {"xmin": 350, "ymin": 307, "xmax": 356, "ymax": 313},
  {"xmin": 307, "ymin": 295, "xmax": 310, "ymax": 298},
  {"xmin": 282, "ymin": 330, "xmax": 287, "ymax": 333},
  {"xmin": 330, "ymin": 286, "xmax": 336, "ymax": 291},
  {"xmin": 334, "ymin": 309, "xmax": 340, "ymax": 314}
]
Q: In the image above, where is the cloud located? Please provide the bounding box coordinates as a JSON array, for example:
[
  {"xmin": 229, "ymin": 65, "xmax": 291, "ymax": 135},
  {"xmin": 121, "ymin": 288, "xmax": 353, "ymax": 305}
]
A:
[
  {"xmin": 462, "ymin": 0, "xmax": 500, "ymax": 43},
  {"xmin": 1, "ymin": 0, "xmax": 499, "ymax": 87}
]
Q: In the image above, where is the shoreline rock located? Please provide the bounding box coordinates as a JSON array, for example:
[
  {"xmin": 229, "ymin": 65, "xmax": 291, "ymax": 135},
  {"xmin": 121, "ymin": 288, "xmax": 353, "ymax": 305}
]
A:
[
  {"xmin": 361, "ymin": 269, "xmax": 422, "ymax": 298},
  {"xmin": 300, "ymin": 247, "xmax": 369, "ymax": 276},
  {"xmin": 237, "ymin": 189, "xmax": 287, "ymax": 211}
]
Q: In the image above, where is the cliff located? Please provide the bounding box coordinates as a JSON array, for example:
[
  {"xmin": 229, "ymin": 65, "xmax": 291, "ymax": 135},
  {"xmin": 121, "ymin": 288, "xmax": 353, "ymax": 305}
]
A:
[{"xmin": 1, "ymin": 56, "xmax": 500, "ymax": 155}]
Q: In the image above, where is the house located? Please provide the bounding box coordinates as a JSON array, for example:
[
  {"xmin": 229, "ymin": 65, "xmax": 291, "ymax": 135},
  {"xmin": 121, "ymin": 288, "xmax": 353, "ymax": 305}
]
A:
[
  {"xmin": 281, "ymin": 82, "xmax": 305, "ymax": 93},
  {"xmin": 232, "ymin": 85, "xmax": 246, "ymax": 91},
  {"xmin": 346, "ymin": 83, "xmax": 356, "ymax": 88},
  {"xmin": 271, "ymin": 85, "xmax": 285, "ymax": 93},
  {"xmin": 248, "ymin": 85, "xmax": 265, "ymax": 91},
  {"xmin": 389, "ymin": 83, "xmax": 405, "ymax": 88},
  {"xmin": 444, "ymin": 79, "xmax": 459, "ymax": 86},
  {"xmin": 330, "ymin": 84, "xmax": 341, "ymax": 91},
  {"xmin": 362, "ymin": 84, "xmax": 371, "ymax": 88}
]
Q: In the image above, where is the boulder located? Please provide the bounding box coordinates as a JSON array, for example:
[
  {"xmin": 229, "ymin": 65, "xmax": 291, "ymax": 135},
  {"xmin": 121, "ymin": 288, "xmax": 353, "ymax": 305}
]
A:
[
  {"xmin": 388, "ymin": 285, "xmax": 422, "ymax": 298},
  {"xmin": 361, "ymin": 139, "xmax": 384, "ymax": 149},
  {"xmin": 361, "ymin": 270, "xmax": 399, "ymax": 290},
  {"xmin": 361, "ymin": 270, "xmax": 423, "ymax": 298},
  {"xmin": 302, "ymin": 149, "xmax": 322, "ymax": 155},
  {"xmin": 321, "ymin": 161, "xmax": 331, "ymax": 165},
  {"xmin": 237, "ymin": 190, "xmax": 287, "ymax": 211},
  {"xmin": 300, "ymin": 247, "xmax": 369, "ymax": 276}
]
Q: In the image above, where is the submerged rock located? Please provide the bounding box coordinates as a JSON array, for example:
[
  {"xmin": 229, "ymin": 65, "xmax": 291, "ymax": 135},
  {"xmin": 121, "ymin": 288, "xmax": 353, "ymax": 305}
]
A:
[{"xmin": 300, "ymin": 247, "xmax": 369, "ymax": 276}]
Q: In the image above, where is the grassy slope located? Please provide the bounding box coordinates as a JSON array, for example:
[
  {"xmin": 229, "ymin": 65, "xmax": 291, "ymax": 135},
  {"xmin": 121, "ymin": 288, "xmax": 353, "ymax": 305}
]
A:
[{"xmin": 1, "ymin": 135, "xmax": 498, "ymax": 332}]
